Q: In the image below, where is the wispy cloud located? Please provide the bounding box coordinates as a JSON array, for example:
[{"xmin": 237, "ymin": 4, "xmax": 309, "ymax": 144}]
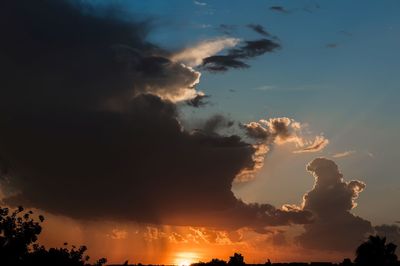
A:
[
  {"xmin": 247, "ymin": 24, "xmax": 270, "ymax": 37},
  {"xmin": 293, "ymin": 135, "xmax": 329, "ymax": 153},
  {"xmin": 326, "ymin": 43, "xmax": 339, "ymax": 48},
  {"xmin": 269, "ymin": 6, "xmax": 290, "ymax": 14},
  {"xmin": 171, "ymin": 37, "xmax": 240, "ymax": 67},
  {"xmin": 332, "ymin": 150, "xmax": 355, "ymax": 158},
  {"xmin": 253, "ymin": 85, "xmax": 276, "ymax": 91},
  {"xmin": 194, "ymin": 0, "xmax": 207, "ymax": 6},
  {"xmin": 202, "ymin": 39, "xmax": 281, "ymax": 72},
  {"xmin": 252, "ymin": 84, "xmax": 320, "ymax": 92}
]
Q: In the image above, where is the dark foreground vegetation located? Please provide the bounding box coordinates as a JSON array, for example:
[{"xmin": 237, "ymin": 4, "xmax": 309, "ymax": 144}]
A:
[{"xmin": 1, "ymin": 206, "xmax": 399, "ymax": 266}]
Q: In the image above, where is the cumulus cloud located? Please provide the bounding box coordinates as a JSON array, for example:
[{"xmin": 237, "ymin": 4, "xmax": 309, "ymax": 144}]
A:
[
  {"xmin": 296, "ymin": 158, "xmax": 373, "ymax": 251},
  {"xmin": 171, "ymin": 37, "xmax": 240, "ymax": 67},
  {"xmin": 243, "ymin": 117, "xmax": 328, "ymax": 150},
  {"xmin": 236, "ymin": 118, "xmax": 328, "ymax": 182},
  {"xmin": 0, "ymin": 0, "xmax": 310, "ymax": 231}
]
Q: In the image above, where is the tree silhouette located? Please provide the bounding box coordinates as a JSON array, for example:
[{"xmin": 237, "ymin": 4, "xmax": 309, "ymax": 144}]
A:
[
  {"xmin": 354, "ymin": 235, "xmax": 398, "ymax": 265},
  {"xmin": 228, "ymin": 253, "xmax": 245, "ymax": 266},
  {"xmin": 0, "ymin": 206, "xmax": 106, "ymax": 266},
  {"xmin": 0, "ymin": 206, "xmax": 43, "ymax": 265}
]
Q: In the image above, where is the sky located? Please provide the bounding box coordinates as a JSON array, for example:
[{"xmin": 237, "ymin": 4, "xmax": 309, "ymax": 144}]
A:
[{"xmin": 0, "ymin": 0, "xmax": 400, "ymax": 264}]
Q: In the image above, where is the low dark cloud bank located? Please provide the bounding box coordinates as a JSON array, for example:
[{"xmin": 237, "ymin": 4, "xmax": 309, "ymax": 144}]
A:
[{"xmin": 0, "ymin": 0, "xmax": 309, "ymax": 230}]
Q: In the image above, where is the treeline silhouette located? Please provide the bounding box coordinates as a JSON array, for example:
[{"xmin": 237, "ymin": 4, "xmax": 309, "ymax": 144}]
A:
[
  {"xmin": 1, "ymin": 206, "xmax": 399, "ymax": 266},
  {"xmin": 0, "ymin": 206, "xmax": 106, "ymax": 266}
]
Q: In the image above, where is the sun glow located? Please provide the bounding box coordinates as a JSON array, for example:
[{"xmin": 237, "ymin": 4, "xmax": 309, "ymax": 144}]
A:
[{"xmin": 174, "ymin": 252, "xmax": 200, "ymax": 266}]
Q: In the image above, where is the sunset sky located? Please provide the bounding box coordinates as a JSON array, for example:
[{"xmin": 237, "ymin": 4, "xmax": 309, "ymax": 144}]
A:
[{"xmin": 1, "ymin": 0, "xmax": 400, "ymax": 264}]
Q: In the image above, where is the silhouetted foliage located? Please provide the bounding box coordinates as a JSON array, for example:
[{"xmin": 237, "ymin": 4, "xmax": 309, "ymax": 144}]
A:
[
  {"xmin": 0, "ymin": 206, "xmax": 106, "ymax": 266},
  {"xmin": 341, "ymin": 258, "xmax": 352, "ymax": 266},
  {"xmin": 228, "ymin": 253, "xmax": 245, "ymax": 266},
  {"xmin": 354, "ymin": 235, "xmax": 398, "ymax": 265},
  {"xmin": 193, "ymin": 258, "xmax": 228, "ymax": 266},
  {"xmin": 0, "ymin": 206, "xmax": 43, "ymax": 265}
]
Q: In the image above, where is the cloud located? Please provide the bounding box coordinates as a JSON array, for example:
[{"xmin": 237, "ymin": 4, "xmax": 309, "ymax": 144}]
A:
[
  {"xmin": 242, "ymin": 117, "xmax": 328, "ymax": 150},
  {"xmin": 200, "ymin": 114, "xmax": 234, "ymax": 134},
  {"xmin": 326, "ymin": 43, "xmax": 339, "ymax": 48},
  {"xmin": 296, "ymin": 158, "xmax": 373, "ymax": 251},
  {"xmin": 171, "ymin": 37, "xmax": 240, "ymax": 67},
  {"xmin": 186, "ymin": 93, "xmax": 210, "ymax": 108},
  {"xmin": 253, "ymin": 85, "xmax": 276, "ymax": 91},
  {"xmin": 107, "ymin": 229, "xmax": 128, "ymax": 240},
  {"xmin": 194, "ymin": 1, "xmax": 207, "ymax": 6},
  {"xmin": 247, "ymin": 24, "xmax": 270, "ymax": 37},
  {"xmin": 293, "ymin": 135, "xmax": 329, "ymax": 153},
  {"xmin": 237, "ymin": 118, "xmax": 328, "ymax": 181},
  {"xmin": 201, "ymin": 39, "xmax": 281, "ymax": 72},
  {"xmin": 1, "ymin": 1, "xmax": 202, "ymax": 106},
  {"xmin": 202, "ymin": 55, "xmax": 250, "ymax": 72},
  {"xmin": 333, "ymin": 150, "xmax": 356, "ymax": 158},
  {"xmin": 269, "ymin": 6, "xmax": 290, "ymax": 14},
  {"xmin": 0, "ymin": 0, "xmax": 310, "ymax": 231}
]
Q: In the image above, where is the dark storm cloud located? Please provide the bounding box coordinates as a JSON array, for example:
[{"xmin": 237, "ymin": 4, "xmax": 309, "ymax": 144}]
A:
[
  {"xmin": 200, "ymin": 114, "xmax": 234, "ymax": 134},
  {"xmin": 296, "ymin": 158, "xmax": 373, "ymax": 251},
  {"xmin": 0, "ymin": 0, "xmax": 309, "ymax": 231},
  {"xmin": 247, "ymin": 24, "xmax": 270, "ymax": 37},
  {"xmin": 201, "ymin": 39, "xmax": 280, "ymax": 72}
]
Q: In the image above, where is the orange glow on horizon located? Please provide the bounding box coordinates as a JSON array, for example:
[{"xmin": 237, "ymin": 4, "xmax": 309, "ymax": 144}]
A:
[{"xmin": 174, "ymin": 252, "xmax": 201, "ymax": 266}]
